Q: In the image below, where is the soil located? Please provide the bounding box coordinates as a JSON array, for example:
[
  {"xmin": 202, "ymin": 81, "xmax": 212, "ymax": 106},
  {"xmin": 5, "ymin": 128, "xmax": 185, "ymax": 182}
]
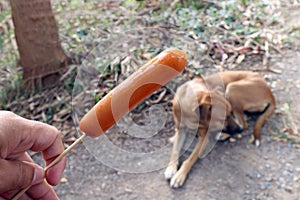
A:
[{"xmin": 42, "ymin": 6, "xmax": 300, "ymax": 200}]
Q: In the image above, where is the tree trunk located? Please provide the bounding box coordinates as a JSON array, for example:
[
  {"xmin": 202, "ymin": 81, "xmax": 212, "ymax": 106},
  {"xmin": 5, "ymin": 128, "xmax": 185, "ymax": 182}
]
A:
[{"xmin": 9, "ymin": 0, "xmax": 69, "ymax": 87}]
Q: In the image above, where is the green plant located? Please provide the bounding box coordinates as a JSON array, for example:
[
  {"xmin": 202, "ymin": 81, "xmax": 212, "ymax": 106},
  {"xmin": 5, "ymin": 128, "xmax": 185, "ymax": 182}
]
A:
[{"xmin": 241, "ymin": 0, "xmax": 248, "ymax": 7}]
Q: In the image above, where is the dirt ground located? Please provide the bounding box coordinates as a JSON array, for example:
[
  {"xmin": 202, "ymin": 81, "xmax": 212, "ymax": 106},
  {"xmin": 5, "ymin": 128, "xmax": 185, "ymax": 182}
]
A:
[{"xmin": 50, "ymin": 8, "xmax": 300, "ymax": 199}]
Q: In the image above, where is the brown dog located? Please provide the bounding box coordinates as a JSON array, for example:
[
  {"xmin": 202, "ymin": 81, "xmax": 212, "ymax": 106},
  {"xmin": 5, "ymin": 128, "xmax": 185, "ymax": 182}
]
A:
[{"xmin": 164, "ymin": 71, "xmax": 275, "ymax": 188}]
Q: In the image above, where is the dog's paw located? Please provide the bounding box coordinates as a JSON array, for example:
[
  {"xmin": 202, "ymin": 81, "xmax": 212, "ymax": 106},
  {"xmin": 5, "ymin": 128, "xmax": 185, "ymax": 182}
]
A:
[
  {"xmin": 164, "ymin": 165, "xmax": 177, "ymax": 180},
  {"xmin": 249, "ymin": 135, "xmax": 260, "ymax": 147},
  {"xmin": 170, "ymin": 170, "xmax": 187, "ymax": 188},
  {"xmin": 217, "ymin": 132, "xmax": 230, "ymax": 141},
  {"xmin": 255, "ymin": 140, "xmax": 260, "ymax": 147}
]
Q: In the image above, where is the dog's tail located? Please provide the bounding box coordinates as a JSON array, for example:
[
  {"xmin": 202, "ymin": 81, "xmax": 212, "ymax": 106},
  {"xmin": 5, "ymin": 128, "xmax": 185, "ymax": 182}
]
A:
[{"xmin": 253, "ymin": 94, "xmax": 276, "ymax": 146}]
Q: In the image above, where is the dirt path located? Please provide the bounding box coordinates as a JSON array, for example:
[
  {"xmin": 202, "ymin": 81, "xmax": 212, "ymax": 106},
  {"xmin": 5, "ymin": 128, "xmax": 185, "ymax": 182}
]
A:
[{"xmin": 56, "ymin": 139, "xmax": 300, "ymax": 200}]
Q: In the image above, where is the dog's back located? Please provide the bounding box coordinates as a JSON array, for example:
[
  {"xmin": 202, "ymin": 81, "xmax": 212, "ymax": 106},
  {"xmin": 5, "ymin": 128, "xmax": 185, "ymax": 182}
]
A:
[{"xmin": 203, "ymin": 71, "xmax": 261, "ymax": 90}]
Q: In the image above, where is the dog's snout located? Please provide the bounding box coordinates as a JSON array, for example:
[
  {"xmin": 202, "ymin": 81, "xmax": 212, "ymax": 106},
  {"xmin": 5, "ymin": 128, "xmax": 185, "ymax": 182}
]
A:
[
  {"xmin": 225, "ymin": 117, "xmax": 243, "ymax": 134},
  {"xmin": 226, "ymin": 125, "xmax": 243, "ymax": 134}
]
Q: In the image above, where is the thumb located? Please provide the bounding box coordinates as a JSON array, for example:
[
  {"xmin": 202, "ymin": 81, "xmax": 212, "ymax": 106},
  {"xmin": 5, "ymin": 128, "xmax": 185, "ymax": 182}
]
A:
[{"xmin": 0, "ymin": 159, "xmax": 44, "ymax": 193}]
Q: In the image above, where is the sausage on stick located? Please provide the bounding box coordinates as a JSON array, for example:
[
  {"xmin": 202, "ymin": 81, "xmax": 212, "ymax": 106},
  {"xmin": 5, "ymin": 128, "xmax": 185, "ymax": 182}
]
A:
[{"xmin": 80, "ymin": 48, "xmax": 187, "ymax": 137}]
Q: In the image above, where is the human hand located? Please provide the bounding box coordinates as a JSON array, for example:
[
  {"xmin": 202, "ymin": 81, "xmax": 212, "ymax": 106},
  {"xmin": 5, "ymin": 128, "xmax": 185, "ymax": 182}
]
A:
[{"xmin": 0, "ymin": 111, "xmax": 66, "ymax": 199}]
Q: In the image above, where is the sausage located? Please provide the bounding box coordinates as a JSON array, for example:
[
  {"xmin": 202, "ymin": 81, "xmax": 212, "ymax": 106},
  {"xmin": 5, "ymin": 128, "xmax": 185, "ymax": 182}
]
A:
[{"xmin": 79, "ymin": 48, "xmax": 187, "ymax": 137}]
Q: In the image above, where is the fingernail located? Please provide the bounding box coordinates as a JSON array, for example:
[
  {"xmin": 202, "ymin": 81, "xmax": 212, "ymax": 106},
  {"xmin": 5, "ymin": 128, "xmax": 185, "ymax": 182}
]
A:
[{"xmin": 32, "ymin": 166, "xmax": 45, "ymax": 185}]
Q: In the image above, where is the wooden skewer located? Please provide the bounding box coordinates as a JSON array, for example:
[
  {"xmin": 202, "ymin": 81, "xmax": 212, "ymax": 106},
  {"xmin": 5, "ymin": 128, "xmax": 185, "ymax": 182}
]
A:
[{"xmin": 12, "ymin": 133, "xmax": 87, "ymax": 200}]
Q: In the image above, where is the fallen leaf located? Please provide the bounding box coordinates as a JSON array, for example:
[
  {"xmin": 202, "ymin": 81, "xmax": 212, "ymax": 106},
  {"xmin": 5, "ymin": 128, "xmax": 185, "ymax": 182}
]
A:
[
  {"xmin": 60, "ymin": 177, "xmax": 68, "ymax": 183},
  {"xmin": 294, "ymin": 144, "xmax": 300, "ymax": 149},
  {"xmin": 236, "ymin": 54, "xmax": 245, "ymax": 64}
]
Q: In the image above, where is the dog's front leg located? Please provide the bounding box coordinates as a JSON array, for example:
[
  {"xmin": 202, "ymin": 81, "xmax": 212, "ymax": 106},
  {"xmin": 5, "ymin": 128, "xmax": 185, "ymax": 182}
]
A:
[
  {"xmin": 170, "ymin": 129, "xmax": 209, "ymax": 188},
  {"xmin": 165, "ymin": 127, "xmax": 187, "ymax": 180}
]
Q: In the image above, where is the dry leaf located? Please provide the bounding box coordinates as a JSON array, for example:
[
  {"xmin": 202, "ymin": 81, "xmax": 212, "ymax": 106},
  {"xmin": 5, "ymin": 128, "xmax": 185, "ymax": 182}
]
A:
[
  {"xmin": 60, "ymin": 177, "xmax": 68, "ymax": 183},
  {"xmin": 236, "ymin": 54, "xmax": 245, "ymax": 64},
  {"xmin": 237, "ymin": 134, "xmax": 242, "ymax": 139}
]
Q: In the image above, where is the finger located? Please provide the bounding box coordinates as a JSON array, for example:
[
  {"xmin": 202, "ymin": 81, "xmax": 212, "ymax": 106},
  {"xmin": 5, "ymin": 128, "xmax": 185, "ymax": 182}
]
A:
[
  {"xmin": 16, "ymin": 151, "xmax": 66, "ymax": 187},
  {"xmin": 0, "ymin": 188, "xmax": 30, "ymax": 200},
  {"xmin": 9, "ymin": 148, "xmax": 66, "ymax": 187},
  {"xmin": 13, "ymin": 152, "xmax": 35, "ymax": 163},
  {"xmin": 26, "ymin": 180, "xmax": 59, "ymax": 200},
  {"xmin": 1, "ymin": 192, "xmax": 30, "ymax": 200},
  {"xmin": 0, "ymin": 152, "xmax": 39, "ymax": 199},
  {"xmin": 16, "ymin": 152, "xmax": 65, "ymax": 187},
  {"xmin": 14, "ymin": 141, "xmax": 66, "ymax": 186},
  {"xmin": 45, "ymin": 156, "xmax": 66, "ymax": 186},
  {"xmin": 0, "ymin": 159, "xmax": 44, "ymax": 193},
  {"xmin": 0, "ymin": 111, "xmax": 66, "ymax": 184},
  {"xmin": 0, "ymin": 111, "xmax": 64, "ymax": 160},
  {"xmin": 28, "ymin": 122, "xmax": 64, "ymax": 161},
  {"xmin": 0, "ymin": 152, "xmax": 63, "ymax": 199},
  {"xmin": 22, "ymin": 119, "xmax": 66, "ymax": 186}
]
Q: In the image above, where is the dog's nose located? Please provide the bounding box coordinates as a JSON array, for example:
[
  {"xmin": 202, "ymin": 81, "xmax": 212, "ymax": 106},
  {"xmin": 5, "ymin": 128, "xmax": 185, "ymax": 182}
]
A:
[{"xmin": 228, "ymin": 125, "xmax": 243, "ymax": 134}]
